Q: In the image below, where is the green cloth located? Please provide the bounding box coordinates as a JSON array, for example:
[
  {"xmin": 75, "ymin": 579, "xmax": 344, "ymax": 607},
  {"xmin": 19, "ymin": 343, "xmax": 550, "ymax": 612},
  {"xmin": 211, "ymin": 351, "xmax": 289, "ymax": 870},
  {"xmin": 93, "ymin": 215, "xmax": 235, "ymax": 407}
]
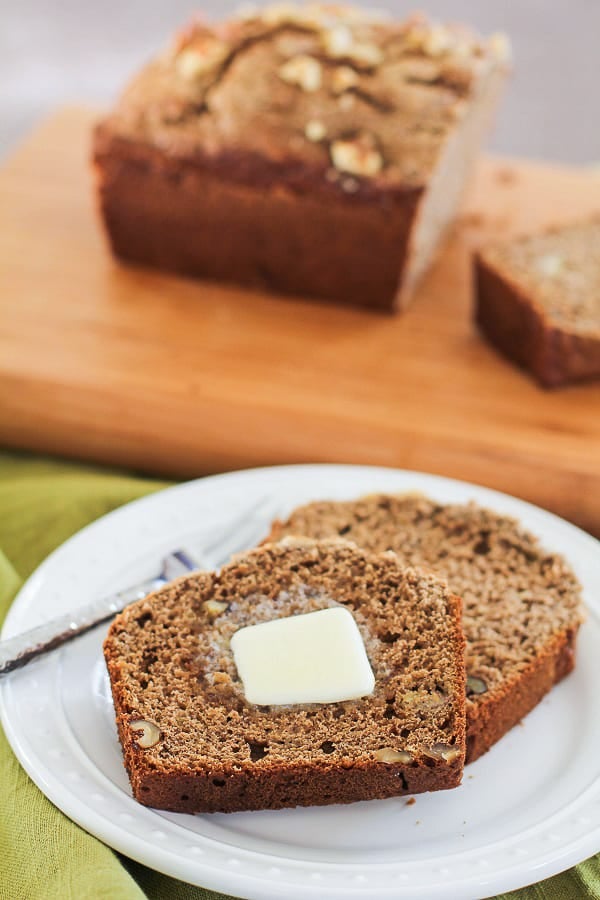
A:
[{"xmin": 0, "ymin": 452, "xmax": 597, "ymax": 900}]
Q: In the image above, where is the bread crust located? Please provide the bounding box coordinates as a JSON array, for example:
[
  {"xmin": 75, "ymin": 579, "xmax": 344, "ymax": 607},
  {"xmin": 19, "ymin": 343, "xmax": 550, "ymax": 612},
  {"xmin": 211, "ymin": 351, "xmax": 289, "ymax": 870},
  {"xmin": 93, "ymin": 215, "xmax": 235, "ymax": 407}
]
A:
[
  {"xmin": 107, "ymin": 643, "xmax": 464, "ymax": 813},
  {"xmin": 466, "ymin": 625, "xmax": 577, "ymax": 762},
  {"xmin": 93, "ymin": 129, "xmax": 421, "ymax": 312},
  {"xmin": 475, "ymin": 254, "xmax": 600, "ymax": 388}
]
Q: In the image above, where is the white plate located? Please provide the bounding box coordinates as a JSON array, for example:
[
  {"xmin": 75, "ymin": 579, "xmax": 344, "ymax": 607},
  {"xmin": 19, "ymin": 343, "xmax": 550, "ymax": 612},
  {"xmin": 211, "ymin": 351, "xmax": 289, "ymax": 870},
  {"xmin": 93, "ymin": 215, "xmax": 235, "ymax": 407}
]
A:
[{"xmin": 1, "ymin": 465, "xmax": 599, "ymax": 900}]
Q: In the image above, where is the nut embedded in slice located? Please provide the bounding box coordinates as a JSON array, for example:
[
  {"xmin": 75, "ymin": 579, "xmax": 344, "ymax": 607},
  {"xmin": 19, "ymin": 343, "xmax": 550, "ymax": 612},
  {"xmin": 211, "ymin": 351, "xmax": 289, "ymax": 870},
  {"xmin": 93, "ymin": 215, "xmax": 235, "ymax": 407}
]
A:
[
  {"xmin": 422, "ymin": 742, "xmax": 461, "ymax": 762},
  {"xmin": 203, "ymin": 599, "xmax": 228, "ymax": 618},
  {"xmin": 466, "ymin": 675, "xmax": 488, "ymax": 696},
  {"xmin": 374, "ymin": 748, "xmax": 414, "ymax": 764},
  {"xmin": 130, "ymin": 719, "xmax": 161, "ymax": 749}
]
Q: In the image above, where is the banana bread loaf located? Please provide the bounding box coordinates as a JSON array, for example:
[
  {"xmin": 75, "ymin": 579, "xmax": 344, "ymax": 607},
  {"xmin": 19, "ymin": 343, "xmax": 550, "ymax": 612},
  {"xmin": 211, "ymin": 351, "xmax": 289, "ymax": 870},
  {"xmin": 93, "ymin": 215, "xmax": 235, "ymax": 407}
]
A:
[
  {"xmin": 268, "ymin": 495, "xmax": 584, "ymax": 762},
  {"xmin": 475, "ymin": 218, "xmax": 600, "ymax": 387},
  {"xmin": 103, "ymin": 538, "xmax": 466, "ymax": 813},
  {"xmin": 93, "ymin": 3, "xmax": 509, "ymax": 312}
]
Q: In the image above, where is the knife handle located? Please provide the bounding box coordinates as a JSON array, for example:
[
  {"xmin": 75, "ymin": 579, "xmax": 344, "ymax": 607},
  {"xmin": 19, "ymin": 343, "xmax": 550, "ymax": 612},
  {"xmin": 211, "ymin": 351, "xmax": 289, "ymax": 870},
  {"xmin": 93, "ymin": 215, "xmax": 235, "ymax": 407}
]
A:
[
  {"xmin": 0, "ymin": 545, "xmax": 205, "ymax": 678},
  {"xmin": 0, "ymin": 575, "xmax": 169, "ymax": 677}
]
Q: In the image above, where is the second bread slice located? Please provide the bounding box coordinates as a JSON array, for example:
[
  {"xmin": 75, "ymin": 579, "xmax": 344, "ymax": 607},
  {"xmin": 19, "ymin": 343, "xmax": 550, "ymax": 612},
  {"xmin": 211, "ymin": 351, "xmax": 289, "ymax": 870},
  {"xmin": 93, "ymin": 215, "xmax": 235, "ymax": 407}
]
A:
[{"xmin": 269, "ymin": 496, "xmax": 584, "ymax": 762}]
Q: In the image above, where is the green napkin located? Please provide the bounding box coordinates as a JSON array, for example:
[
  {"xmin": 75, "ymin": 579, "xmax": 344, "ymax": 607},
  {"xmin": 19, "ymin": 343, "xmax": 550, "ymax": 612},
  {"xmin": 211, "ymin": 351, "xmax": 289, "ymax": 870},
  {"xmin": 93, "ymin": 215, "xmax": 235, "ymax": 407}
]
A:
[{"xmin": 0, "ymin": 451, "xmax": 597, "ymax": 900}]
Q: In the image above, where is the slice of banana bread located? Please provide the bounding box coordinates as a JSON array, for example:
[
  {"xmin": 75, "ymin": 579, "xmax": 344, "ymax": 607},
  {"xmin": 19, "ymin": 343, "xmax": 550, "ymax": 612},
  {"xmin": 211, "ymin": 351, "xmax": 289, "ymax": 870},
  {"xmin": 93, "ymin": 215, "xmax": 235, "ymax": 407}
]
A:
[
  {"xmin": 476, "ymin": 218, "xmax": 600, "ymax": 387},
  {"xmin": 268, "ymin": 496, "xmax": 584, "ymax": 762},
  {"xmin": 104, "ymin": 538, "xmax": 466, "ymax": 813},
  {"xmin": 93, "ymin": 3, "xmax": 509, "ymax": 311}
]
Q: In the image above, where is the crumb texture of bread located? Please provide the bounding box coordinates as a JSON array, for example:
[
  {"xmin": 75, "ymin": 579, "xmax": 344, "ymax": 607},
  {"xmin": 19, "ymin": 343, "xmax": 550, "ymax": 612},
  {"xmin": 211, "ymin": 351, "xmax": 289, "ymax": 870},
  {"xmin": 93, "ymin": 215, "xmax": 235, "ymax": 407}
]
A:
[
  {"xmin": 104, "ymin": 539, "xmax": 466, "ymax": 813},
  {"xmin": 268, "ymin": 496, "xmax": 584, "ymax": 761},
  {"xmin": 476, "ymin": 219, "xmax": 600, "ymax": 386},
  {"xmin": 93, "ymin": 3, "xmax": 509, "ymax": 310}
]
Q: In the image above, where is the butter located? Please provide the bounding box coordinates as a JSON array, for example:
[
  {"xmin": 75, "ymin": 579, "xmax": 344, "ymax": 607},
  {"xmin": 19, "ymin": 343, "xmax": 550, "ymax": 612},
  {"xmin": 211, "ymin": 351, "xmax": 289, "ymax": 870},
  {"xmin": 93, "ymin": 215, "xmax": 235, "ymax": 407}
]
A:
[{"xmin": 230, "ymin": 607, "xmax": 375, "ymax": 706}]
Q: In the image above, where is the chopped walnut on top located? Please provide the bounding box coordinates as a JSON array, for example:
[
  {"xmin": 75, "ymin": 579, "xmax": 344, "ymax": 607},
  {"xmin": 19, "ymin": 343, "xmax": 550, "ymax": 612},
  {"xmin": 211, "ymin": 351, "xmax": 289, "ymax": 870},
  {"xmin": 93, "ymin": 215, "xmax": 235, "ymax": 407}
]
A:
[
  {"xmin": 399, "ymin": 13, "xmax": 508, "ymax": 63},
  {"xmin": 330, "ymin": 132, "xmax": 384, "ymax": 178},
  {"xmin": 305, "ymin": 119, "xmax": 327, "ymax": 142},
  {"xmin": 331, "ymin": 65, "xmax": 360, "ymax": 94},
  {"xmin": 173, "ymin": 30, "xmax": 229, "ymax": 80},
  {"xmin": 320, "ymin": 24, "xmax": 384, "ymax": 68},
  {"xmin": 278, "ymin": 54, "xmax": 323, "ymax": 91}
]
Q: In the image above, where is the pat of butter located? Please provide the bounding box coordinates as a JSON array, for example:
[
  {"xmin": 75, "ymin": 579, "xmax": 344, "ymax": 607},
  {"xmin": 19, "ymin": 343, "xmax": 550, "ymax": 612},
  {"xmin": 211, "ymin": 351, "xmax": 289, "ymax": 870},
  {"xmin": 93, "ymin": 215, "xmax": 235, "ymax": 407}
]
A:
[{"xmin": 230, "ymin": 607, "xmax": 375, "ymax": 706}]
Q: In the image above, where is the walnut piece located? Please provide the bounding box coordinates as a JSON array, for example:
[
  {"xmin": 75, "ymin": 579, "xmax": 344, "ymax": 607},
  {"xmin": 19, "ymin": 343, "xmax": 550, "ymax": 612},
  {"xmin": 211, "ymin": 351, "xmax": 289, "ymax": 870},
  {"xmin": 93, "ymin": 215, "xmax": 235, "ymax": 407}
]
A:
[
  {"xmin": 423, "ymin": 742, "xmax": 462, "ymax": 762},
  {"xmin": 129, "ymin": 719, "xmax": 161, "ymax": 749},
  {"xmin": 466, "ymin": 675, "xmax": 488, "ymax": 696},
  {"xmin": 330, "ymin": 133, "xmax": 383, "ymax": 177},
  {"xmin": 375, "ymin": 748, "xmax": 414, "ymax": 763},
  {"xmin": 203, "ymin": 599, "xmax": 228, "ymax": 618},
  {"xmin": 331, "ymin": 65, "xmax": 360, "ymax": 94},
  {"xmin": 321, "ymin": 25, "xmax": 383, "ymax": 67},
  {"xmin": 278, "ymin": 55, "xmax": 323, "ymax": 92},
  {"xmin": 305, "ymin": 119, "xmax": 327, "ymax": 142},
  {"xmin": 175, "ymin": 39, "xmax": 229, "ymax": 80},
  {"xmin": 403, "ymin": 20, "xmax": 456, "ymax": 58}
]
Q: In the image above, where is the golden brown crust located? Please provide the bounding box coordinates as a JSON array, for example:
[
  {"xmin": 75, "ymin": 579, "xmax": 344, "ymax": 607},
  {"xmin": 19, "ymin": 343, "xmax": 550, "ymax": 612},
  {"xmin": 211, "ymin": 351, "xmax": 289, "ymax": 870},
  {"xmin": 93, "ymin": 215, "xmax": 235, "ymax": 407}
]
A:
[{"xmin": 99, "ymin": 7, "xmax": 507, "ymax": 190}]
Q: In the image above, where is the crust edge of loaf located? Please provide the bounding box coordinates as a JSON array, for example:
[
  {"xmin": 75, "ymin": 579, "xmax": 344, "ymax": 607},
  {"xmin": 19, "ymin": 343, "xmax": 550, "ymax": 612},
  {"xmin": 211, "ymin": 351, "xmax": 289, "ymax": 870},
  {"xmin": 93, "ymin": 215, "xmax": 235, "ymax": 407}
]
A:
[{"xmin": 91, "ymin": 126, "xmax": 426, "ymax": 313}]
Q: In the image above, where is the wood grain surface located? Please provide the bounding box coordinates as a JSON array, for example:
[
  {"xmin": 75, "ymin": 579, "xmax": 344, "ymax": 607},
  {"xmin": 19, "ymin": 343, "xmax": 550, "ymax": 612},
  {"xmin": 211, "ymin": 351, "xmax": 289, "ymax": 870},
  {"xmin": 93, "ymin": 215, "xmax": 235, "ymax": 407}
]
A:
[{"xmin": 0, "ymin": 108, "xmax": 599, "ymax": 533}]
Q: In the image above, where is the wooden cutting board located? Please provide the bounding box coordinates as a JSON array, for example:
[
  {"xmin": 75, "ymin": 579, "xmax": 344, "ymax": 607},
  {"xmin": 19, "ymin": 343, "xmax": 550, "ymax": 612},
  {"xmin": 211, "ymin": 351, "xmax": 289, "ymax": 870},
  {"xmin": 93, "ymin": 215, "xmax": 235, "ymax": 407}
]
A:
[{"xmin": 1, "ymin": 107, "xmax": 599, "ymax": 534}]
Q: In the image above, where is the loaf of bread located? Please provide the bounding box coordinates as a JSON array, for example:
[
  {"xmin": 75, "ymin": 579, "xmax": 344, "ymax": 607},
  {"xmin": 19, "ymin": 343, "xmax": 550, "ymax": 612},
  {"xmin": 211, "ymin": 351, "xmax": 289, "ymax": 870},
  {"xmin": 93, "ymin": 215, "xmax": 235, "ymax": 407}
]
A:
[
  {"xmin": 93, "ymin": 3, "xmax": 509, "ymax": 312},
  {"xmin": 475, "ymin": 218, "xmax": 600, "ymax": 387},
  {"xmin": 103, "ymin": 539, "xmax": 466, "ymax": 813},
  {"xmin": 268, "ymin": 495, "xmax": 584, "ymax": 762}
]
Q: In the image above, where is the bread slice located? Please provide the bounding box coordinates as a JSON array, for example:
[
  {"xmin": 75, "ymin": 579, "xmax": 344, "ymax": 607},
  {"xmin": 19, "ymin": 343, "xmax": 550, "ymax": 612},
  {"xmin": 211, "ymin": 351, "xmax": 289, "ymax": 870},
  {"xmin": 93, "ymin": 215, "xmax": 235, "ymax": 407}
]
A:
[
  {"xmin": 268, "ymin": 496, "xmax": 584, "ymax": 762},
  {"xmin": 104, "ymin": 538, "xmax": 466, "ymax": 813},
  {"xmin": 475, "ymin": 219, "xmax": 600, "ymax": 387}
]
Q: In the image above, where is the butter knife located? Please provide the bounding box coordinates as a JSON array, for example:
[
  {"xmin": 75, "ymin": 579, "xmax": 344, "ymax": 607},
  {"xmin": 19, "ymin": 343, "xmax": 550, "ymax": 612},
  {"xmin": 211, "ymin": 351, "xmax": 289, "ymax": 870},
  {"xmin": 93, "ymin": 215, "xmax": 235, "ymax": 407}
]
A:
[
  {"xmin": 0, "ymin": 494, "xmax": 273, "ymax": 679},
  {"xmin": 0, "ymin": 550, "xmax": 199, "ymax": 678}
]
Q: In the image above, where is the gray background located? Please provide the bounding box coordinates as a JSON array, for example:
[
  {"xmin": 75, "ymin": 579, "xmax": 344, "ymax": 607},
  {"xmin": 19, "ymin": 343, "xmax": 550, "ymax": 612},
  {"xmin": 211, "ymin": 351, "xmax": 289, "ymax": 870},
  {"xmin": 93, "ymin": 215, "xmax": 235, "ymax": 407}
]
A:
[{"xmin": 2, "ymin": 0, "xmax": 600, "ymax": 162}]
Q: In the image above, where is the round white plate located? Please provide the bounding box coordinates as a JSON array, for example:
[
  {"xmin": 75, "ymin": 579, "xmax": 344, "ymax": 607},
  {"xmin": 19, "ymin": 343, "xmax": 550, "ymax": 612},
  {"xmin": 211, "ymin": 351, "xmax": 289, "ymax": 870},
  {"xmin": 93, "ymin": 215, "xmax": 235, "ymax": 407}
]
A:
[{"xmin": 1, "ymin": 465, "xmax": 599, "ymax": 900}]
